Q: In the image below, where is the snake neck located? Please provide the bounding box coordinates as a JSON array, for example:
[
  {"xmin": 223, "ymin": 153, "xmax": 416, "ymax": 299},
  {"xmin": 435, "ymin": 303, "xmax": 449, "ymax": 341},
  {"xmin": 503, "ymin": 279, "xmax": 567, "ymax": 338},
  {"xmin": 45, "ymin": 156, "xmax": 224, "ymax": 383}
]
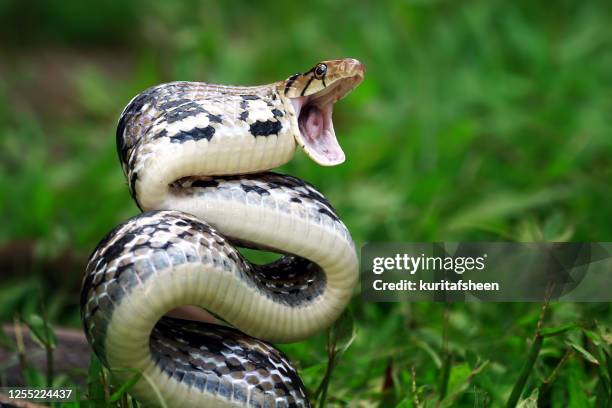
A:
[{"xmin": 116, "ymin": 82, "xmax": 301, "ymax": 211}]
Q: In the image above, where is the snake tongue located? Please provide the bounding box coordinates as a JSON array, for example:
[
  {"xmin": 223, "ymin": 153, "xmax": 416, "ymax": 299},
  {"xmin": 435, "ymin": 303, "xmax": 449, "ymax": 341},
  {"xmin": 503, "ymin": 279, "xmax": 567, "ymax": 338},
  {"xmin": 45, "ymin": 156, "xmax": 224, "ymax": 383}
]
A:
[{"xmin": 292, "ymin": 98, "xmax": 345, "ymax": 166}]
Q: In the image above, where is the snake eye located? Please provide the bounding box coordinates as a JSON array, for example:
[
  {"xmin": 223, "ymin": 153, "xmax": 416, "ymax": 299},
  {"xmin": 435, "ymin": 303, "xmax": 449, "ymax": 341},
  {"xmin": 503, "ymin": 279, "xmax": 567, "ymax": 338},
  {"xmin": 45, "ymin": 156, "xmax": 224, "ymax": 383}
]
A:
[{"xmin": 313, "ymin": 63, "xmax": 327, "ymax": 79}]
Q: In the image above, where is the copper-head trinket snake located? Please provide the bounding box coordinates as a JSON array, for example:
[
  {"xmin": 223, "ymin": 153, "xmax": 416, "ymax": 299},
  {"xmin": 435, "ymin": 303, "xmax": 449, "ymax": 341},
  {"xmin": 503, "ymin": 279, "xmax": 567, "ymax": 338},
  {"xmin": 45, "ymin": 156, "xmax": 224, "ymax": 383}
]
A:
[{"xmin": 81, "ymin": 58, "xmax": 364, "ymax": 407}]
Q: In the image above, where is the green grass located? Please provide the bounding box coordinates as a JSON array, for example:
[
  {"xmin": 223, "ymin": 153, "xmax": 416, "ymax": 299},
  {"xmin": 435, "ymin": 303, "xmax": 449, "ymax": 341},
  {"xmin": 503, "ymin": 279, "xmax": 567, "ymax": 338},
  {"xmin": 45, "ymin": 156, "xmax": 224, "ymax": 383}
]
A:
[{"xmin": 0, "ymin": 0, "xmax": 611, "ymax": 406}]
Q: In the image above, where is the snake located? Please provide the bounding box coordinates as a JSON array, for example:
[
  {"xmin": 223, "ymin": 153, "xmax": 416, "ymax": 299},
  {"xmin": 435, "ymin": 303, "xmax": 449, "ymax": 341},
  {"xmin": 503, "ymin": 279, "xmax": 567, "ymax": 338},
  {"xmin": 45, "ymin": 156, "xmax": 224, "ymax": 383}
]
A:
[{"xmin": 80, "ymin": 58, "xmax": 364, "ymax": 407}]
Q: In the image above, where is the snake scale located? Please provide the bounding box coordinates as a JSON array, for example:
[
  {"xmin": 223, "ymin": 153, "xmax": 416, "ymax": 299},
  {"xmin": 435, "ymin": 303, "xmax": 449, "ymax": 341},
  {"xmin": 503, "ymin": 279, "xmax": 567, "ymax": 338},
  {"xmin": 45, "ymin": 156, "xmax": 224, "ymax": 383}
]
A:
[{"xmin": 80, "ymin": 58, "xmax": 364, "ymax": 407}]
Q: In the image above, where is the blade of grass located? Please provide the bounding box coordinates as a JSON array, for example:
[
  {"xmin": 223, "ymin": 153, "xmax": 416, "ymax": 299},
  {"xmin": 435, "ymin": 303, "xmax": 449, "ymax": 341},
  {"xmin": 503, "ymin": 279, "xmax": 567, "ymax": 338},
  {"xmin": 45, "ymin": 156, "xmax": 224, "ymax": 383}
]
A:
[
  {"xmin": 314, "ymin": 311, "xmax": 355, "ymax": 408},
  {"xmin": 540, "ymin": 323, "xmax": 580, "ymax": 338},
  {"xmin": 411, "ymin": 365, "xmax": 421, "ymax": 408},
  {"xmin": 439, "ymin": 361, "xmax": 489, "ymax": 408},
  {"xmin": 506, "ymin": 298, "xmax": 550, "ymax": 407},
  {"xmin": 567, "ymin": 341, "xmax": 599, "ymax": 365},
  {"xmin": 13, "ymin": 315, "xmax": 27, "ymax": 377},
  {"xmin": 40, "ymin": 298, "xmax": 55, "ymax": 387},
  {"xmin": 506, "ymin": 334, "xmax": 543, "ymax": 408},
  {"xmin": 438, "ymin": 352, "xmax": 452, "ymax": 403},
  {"xmin": 130, "ymin": 369, "xmax": 166, "ymax": 408},
  {"xmin": 87, "ymin": 353, "xmax": 107, "ymax": 406},
  {"xmin": 538, "ymin": 348, "xmax": 573, "ymax": 407},
  {"xmin": 438, "ymin": 305, "xmax": 451, "ymax": 403},
  {"xmin": 109, "ymin": 370, "xmax": 142, "ymax": 403}
]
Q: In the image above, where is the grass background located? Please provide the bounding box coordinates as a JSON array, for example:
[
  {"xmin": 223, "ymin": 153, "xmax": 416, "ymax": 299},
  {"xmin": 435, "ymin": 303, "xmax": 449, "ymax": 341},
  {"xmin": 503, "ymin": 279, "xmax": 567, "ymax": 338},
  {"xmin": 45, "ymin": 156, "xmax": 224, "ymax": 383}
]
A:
[{"xmin": 0, "ymin": 0, "xmax": 610, "ymax": 406}]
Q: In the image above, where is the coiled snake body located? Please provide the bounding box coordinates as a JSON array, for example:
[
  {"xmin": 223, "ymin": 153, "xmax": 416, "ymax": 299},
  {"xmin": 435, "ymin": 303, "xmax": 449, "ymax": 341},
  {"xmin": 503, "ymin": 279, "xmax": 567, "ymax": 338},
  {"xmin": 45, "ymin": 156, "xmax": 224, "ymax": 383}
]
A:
[{"xmin": 81, "ymin": 58, "xmax": 364, "ymax": 407}]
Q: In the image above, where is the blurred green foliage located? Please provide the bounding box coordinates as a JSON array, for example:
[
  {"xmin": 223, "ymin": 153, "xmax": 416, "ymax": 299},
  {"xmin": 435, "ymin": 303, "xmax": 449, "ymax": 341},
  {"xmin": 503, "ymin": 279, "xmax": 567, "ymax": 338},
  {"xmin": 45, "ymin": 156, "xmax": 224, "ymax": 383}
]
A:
[{"xmin": 0, "ymin": 0, "xmax": 610, "ymax": 406}]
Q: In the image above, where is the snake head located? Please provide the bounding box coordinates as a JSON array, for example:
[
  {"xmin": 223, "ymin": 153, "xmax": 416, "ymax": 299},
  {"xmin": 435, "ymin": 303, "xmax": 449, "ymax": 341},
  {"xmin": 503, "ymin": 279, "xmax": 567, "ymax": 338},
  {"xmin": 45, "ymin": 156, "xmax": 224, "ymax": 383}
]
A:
[{"xmin": 283, "ymin": 58, "xmax": 365, "ymax": 166}]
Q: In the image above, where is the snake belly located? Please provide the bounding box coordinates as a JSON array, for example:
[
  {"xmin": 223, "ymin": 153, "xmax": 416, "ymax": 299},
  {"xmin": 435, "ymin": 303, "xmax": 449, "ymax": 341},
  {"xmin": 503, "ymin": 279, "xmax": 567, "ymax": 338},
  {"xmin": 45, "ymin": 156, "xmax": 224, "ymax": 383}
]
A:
[{"xmin": 81, "ymin": 59, "xmax": 364, "ymax": 407}]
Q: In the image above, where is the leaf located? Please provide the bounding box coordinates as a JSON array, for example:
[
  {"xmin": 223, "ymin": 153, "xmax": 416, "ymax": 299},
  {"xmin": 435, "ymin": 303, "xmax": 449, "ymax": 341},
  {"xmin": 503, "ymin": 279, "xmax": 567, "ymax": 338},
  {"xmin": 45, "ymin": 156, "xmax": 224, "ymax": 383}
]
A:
[
  {"xmin": 542, "ymin": 211, "xmax": 574, "ymax": 241},
  {"xmin": 583, "ymin": 329, "xmax": 603, "ymax": 347},
  {"xmin": 439, "ymin": 361, "xmax": 489, "ymax": 408},
  {"xmin": 568, "ymin": 341, "xmax": 599, "ymax": 365},
  {"xmin": 329, "ymin": 309, "xmax": 356, "ymax": 357},
  {"xmin": 586, "ymin": 325, "xmax": 612, "ymax": 403},
  {"xmin": 516, "ymin": 388, "xmax": 539, "ymax": 408},
  {"xmin": 446, "ymin": 362, "xmax": 472, "ymax": 396},
  {"xmin": 540, "ymin": 323, "xmax": 580, "ymax": 338},
  {"xmin": 506, "ymin": 335, "xmax": 543, "ymax": 408},
  {"xmin": 438, "ymin": 352, "xmax": 452, "ymax": 400},
  {"xmin": 24, "ymin": 313, "xmax": 56, "ymax": 349}
]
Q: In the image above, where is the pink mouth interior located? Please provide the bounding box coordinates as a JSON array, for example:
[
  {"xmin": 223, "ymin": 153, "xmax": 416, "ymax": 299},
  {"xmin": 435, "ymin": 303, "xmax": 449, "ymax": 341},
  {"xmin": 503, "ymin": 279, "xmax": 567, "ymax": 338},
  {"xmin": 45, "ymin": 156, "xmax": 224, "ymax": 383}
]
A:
[
  {"xmin": 288, "ymin": 66, "xmax": 363, "ymax": 165},
  {"xmin": 292, "ymin": 99, "xmax": 344, "ymax": 165}
]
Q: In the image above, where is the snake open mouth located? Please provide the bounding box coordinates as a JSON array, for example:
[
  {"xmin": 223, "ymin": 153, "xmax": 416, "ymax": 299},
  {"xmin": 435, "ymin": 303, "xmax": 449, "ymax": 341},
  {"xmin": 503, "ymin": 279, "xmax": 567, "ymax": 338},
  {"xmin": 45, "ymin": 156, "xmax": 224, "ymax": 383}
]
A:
[{"xmin": 290, "ymin": 70, "xmax": 363, "ymax": 166}]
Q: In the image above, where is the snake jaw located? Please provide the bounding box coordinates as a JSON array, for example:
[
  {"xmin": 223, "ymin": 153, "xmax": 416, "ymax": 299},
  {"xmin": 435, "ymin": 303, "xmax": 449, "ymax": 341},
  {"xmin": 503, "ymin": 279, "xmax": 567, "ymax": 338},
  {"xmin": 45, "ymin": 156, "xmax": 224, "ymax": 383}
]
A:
[
  {"xmin": 289, "ymin": 59, "xmax": 364, "ymax": 166},
  {"xmin": 292, "ymin": 96, "xmax": 344, "ymax": 166}
]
